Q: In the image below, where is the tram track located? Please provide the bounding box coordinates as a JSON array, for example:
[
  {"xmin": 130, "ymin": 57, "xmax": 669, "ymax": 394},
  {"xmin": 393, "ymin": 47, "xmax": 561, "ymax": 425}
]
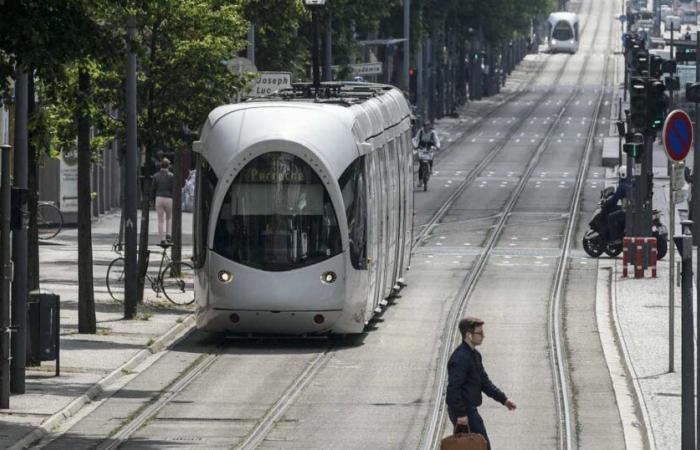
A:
[
  {"xmin": 42, "ymin": 4, "xmax": 614, "ymax": 449},
  {"xmin": 413, "ymin": 1, "xmax": 596, "ymax": 249},
  {"xmin": 418, "ymin": 0, "xmax": 613, "ymax": 447}
]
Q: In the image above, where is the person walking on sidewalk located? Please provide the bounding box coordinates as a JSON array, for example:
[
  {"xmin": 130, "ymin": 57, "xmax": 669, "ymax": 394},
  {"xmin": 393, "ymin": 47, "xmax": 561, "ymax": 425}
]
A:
[
  {"xmin": 153, "ymin": 157, "xmax": 175, "ymax": 245},
  {"xmin": 446, "ymin": 317, "xmax": 517, "ymax": 449}
]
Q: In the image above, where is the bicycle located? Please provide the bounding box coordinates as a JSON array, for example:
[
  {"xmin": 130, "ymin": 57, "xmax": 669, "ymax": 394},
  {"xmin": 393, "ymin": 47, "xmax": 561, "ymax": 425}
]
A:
[
  {"xmin": 106, "ymin": 241, "xmax": 195, "ymax": 305},
  {"xmin": 35, "ymin": 201, "xmax": 64, "ymax": 240}
]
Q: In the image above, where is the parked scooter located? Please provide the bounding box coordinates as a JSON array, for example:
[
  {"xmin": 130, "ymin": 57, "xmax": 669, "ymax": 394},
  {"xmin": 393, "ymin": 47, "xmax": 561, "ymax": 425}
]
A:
[
  {"xmin": 582, "ymin": 186, "xmax": 668, "ymax": 259},
  {"xmin": 417, "ymin": 145, "xmax": 435, "ymax": 191}
]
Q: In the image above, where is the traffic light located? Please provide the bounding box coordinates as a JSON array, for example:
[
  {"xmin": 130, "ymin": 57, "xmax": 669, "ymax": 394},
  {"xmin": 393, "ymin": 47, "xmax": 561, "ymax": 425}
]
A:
[
  {"xmin": 649, "ymin": 55, "xmax": 663, "ymax": 79},
  {"xmin": 623, "ymin": 132, "xmax": 645, "ymax": 159},
  {"xmin": 631, "ymin": 49, "xmax": 649, "ymax": 76},
  {"xmin": 647, "ymin": 79, "xmax": 666, "ymax": 131},
  {"xmin": 629, "ymin": 77, "xmax": 648, "ymax": 130}
]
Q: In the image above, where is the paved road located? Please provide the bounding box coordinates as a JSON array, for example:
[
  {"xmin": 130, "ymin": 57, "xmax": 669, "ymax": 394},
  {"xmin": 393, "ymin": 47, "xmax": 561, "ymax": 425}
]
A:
[{"xmin": 37, "ymin": 0, "xmax": 630, "ymax": 448}]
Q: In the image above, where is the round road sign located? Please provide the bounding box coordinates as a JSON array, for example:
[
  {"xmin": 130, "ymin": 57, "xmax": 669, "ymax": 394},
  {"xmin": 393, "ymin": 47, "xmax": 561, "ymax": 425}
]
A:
[{"xmin": 663, "ymin": 109, "xmax": 693, "ymax": 162}]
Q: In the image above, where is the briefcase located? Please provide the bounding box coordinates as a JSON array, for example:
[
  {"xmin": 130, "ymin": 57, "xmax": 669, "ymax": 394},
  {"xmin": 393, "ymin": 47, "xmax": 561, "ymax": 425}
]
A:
[{"xmin": 440, "ymin": 424, "xmax": 488, "ymax": 450}]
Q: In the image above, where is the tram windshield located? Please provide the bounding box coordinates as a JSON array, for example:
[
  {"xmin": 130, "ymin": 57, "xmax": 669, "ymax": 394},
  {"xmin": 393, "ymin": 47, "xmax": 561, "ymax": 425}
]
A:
[
  {"xmin": 213, "ymin": 152, "xmax": 342, "ymax": 271},
  {"xmin": 552, "ymin": 21, "xmax": 574, "ymax": 40}
]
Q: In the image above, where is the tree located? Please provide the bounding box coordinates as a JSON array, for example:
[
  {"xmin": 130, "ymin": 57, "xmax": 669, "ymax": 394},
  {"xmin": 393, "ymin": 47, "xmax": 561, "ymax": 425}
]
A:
[
  {"xmin": 130, "ymin": 0, "xmax": 248, "ymax": 303},
  {"xmin": 1, "ymin": 1, "xmax": 118, "ymax": 334}
]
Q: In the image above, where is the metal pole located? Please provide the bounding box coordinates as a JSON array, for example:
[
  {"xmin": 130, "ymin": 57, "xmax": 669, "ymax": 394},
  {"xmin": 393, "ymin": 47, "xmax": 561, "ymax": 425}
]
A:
[
  {"xmin": 0, "ymin": 144, "xmax": 11, "ymax": 408},
  {"xmin": 416, "ymin": 40, "xmax": 424, "ymax": 117},
  {"xmin": 695, "ymin": 34, "xmax": 700, "ymax": 256},
  {"xmin": 247, "ymin": 25, "xmax": 255, "ymax": 65},
  {"xmin": 402, "ymin": 0, "xmax": 410, "ymax": 91},
  {"xmin": 124, "ymin": 17, "xmax": 138, "ymax": 320},
  {"xmin": 669, "ymin": 163, "xmax": 677, "ymax": 373},
  {"xmin": 312, "ymin": 8, "xmax": 321, "ymax": 91},
  {"xmin": 11, "ymin": 70, "xmax": 28, "ymax": 394},
  {"xmin": 323, "ymin": 12, "xmax": 332, "ymax": 82},
  {"xmin": 675, "ymin": 225, "xmax": 695, "ymax": 449}
]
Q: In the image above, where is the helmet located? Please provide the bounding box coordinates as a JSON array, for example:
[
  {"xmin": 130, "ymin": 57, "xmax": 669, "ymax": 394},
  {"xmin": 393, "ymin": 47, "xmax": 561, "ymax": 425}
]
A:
[{"xmin": 618, "ymin": 165, "xmax": 627, "ymax": 179}]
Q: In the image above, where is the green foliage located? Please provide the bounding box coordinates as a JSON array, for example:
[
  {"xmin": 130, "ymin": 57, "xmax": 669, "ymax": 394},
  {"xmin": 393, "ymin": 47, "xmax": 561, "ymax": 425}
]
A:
[
  {"xmin": 239, "ymin": 0, "xmax": 309, "ymax": 77},
  {"xmin": 131, "ymin": 0, "xmax": 249, "ymax": 153}
]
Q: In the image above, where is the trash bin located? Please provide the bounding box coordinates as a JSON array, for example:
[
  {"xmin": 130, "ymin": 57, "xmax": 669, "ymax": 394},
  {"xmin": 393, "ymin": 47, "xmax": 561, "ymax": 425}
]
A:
[{"xmin": 28, "ymin": 290, "xmax": 60, "ymax": 376}]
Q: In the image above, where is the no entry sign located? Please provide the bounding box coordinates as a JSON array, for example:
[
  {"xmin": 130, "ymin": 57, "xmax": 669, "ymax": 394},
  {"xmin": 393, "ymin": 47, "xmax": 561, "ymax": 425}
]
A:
[{"xmin": 663, "ymin": 109, "xmax": 693, "ymax": 162}]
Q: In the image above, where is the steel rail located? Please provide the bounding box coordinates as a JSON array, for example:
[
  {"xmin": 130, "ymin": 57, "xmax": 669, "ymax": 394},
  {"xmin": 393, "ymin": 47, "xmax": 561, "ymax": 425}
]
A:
[
  {"xmin": 235, "ymin": 349, "xmax": 334, "ymax": 449},
  {"xmin": 96, "ymin": 351, "xmax": 221, "ymax": 450},
  {"xmin": 419, "ymin": 0, "xmax": 609, "ymax": 447},
  {"xmin": 412, "ymin": 0, "xmax": 599, "ymax": 250},
  {"xmin": 549, "ymin": 0, "xmax": 616, "ymax": 448}
]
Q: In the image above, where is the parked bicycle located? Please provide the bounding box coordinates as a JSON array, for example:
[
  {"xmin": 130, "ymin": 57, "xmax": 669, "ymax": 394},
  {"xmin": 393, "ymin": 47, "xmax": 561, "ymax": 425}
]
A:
[
  {"xmin": 31, "ymin": 201, "xmax": 63, "ymax": 240},
  {"xmin": 106, "ymin": 241, "xmax": 195, "ymax": 305}
]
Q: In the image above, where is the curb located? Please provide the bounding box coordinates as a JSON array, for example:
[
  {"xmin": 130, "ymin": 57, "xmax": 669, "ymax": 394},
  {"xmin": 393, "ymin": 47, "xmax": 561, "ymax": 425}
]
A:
[
  {"xmin": 596, "ymin": 260, "xmax": 655, "ymax": 450},
  {"xmin": 10, "ymin": 314, "xmax": 196, "ymax": 450}
]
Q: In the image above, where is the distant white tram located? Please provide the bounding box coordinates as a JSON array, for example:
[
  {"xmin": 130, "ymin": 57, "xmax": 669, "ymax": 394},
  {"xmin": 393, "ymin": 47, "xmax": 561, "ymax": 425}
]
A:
[
  {"xmin": 548, "ymin": 12, "xmax": 580, "ymax": 54},
  {"xmin": 192, "ymin": 83, "xmax": 414, "ymax": 335}
]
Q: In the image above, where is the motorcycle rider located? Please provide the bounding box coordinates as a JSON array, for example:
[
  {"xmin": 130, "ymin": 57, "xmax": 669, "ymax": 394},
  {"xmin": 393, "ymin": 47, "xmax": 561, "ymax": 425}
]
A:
[
  {"xmin": 413, "ymin": 120, "xmax": 441, "ymax": 173},
  {"xmin": 603, "ymin": 165, "xmax": 630, "ymax": 244}
]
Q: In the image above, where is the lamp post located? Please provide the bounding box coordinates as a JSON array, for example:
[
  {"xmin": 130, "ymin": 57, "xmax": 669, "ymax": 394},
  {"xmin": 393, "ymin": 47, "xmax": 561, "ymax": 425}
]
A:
[{"xmin": 305, "ymin": 0, "xmax": 327, "ymax": 91}]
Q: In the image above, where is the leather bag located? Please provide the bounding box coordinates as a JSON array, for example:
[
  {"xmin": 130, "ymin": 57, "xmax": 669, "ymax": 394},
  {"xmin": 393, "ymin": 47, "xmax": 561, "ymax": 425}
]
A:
[{"xmin": 440, "ymin": 424, "xmax": 488, "ymax": 450}]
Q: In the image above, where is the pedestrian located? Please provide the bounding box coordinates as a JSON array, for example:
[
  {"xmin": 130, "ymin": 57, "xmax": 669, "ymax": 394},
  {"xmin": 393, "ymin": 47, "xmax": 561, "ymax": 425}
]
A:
[
  {"xmin": 152, "ymin": 157, "xmax": 175, "ymax": 244},
  {"xmin": 446, "ymin": 317, "xmax": 516, "ymax": 449}
]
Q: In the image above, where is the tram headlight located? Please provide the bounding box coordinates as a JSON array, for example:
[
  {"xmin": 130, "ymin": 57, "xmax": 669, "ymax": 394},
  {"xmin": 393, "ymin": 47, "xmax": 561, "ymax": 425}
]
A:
[
  {"xmin": 218, "ymin": 270, "xmax": 233, "ymax": 283},
  {"xmin": 321, "ymin": 271, "xmax": 337, "ymax": 284}
]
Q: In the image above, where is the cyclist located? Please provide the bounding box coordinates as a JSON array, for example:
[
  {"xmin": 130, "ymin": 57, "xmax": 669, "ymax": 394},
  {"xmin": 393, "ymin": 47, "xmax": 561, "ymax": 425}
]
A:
[{"xmin": 413, "ymin": 120, "xmax": 441, "ymax": 172}]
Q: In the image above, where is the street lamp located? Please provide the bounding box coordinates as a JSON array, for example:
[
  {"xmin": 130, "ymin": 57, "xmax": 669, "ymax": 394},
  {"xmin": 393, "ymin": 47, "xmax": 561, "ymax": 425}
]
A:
[{"xmin": 304, "ymin": 0, "xmax": 327, "ymax": 92}]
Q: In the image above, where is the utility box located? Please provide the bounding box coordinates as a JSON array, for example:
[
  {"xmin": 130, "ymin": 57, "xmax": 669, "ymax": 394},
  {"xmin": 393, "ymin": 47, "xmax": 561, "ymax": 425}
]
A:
[{"xmin": 27, "ymin": 290, "xmax": 60, "ymax": 376}]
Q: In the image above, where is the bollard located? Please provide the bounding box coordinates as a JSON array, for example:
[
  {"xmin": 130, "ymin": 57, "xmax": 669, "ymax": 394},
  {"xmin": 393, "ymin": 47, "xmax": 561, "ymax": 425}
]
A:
[{"xmin": 674, "ymin": 231, "xmax": 695, "ymax": 449}]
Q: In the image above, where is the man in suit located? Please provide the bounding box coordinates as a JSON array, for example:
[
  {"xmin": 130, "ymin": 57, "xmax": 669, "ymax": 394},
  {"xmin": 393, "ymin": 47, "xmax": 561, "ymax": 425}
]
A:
[{"xmin": 446, "ymin": 317, "xmax": 517, "ymax": 449}]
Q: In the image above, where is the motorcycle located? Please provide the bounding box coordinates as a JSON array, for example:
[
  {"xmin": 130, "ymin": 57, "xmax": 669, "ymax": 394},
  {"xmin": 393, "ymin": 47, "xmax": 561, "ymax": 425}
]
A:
[
  {"xmin": 418, "ymin": 145, "xmax": 434, "ymax": 192},
  {"xmin": 582, "ymin": 186, "xmax": 668, "ymax": 259}
]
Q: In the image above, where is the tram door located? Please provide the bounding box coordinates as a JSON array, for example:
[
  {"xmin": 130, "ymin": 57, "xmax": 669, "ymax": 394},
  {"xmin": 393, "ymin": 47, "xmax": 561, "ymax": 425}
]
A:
[
  {"xmin": 395, "ymin": 137, "xmax": 406, "ymax": 279},
  {"xmin": 386, "ymin": 141, "xmax": 399, "ymax": 295},
  {"xmin": 375, "ymin": 148, "xmax": 387, "ymax": 306},
  {"xmin": 402, "ymin": 132, "xmax": 414, "ymax": 273},
  {"xmin": 365, "ymin": 151, "xmax": 380, "ymax": 315}
]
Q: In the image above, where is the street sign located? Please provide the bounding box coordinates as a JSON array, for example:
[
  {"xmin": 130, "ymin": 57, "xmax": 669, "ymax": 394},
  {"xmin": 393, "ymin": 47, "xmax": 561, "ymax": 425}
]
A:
[
  {"xmin": 247, "ymin": 72, "xmax": 291, "ymax": 97},
  {"xmin": 663, "ymin": 109, "xmax": 693, "ymax": 162},
  {"xmin": 672, "ymin": 161, "xmax": 686, "ymax": 191},
  {"xmin": 328, "ymin": 62, "xmax": 384, "ymax": 77}
]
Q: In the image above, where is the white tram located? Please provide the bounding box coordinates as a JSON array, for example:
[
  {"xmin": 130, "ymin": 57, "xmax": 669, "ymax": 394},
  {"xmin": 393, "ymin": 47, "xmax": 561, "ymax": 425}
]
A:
[
  {"xmin": 547, "ymin": 12, "xmax": 580, "ymax": 54},
  {"xmin": 192, "ymin": 83, "xmax": 414, "ymax": 335}
]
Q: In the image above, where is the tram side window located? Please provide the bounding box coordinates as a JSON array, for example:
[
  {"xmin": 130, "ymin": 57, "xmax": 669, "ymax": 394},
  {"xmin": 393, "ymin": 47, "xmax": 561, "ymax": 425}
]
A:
[
  {"xmin": 339, "ymin": 157, "xmax": 367, "ymax": 270},
  {"xmin": 193, "ymin": 156, "xmax": 218, "ymax": 268},
  {"xmin": 213, "ymin": 152, "xmax": 342, "ymax": 271}
]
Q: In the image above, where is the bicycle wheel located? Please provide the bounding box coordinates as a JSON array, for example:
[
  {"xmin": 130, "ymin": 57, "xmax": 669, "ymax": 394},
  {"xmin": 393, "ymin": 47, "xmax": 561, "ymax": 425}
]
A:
[
  {"xmin": 37, "ymin": 203, "xmax": 63, "ymax": 240},
  {"xmin": 160, "ymin": 261, "xmax": 195, "ymax": 305},
  {"xmin": 106, "ymin": 257, "xmax": 126, "ymax": 301}
]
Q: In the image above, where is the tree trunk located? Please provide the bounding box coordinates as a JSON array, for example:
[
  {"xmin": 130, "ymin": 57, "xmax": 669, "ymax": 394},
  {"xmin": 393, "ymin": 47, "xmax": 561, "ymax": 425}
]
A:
[
  {"xmin": 77, "ymin": 67, "xmax": 96, "ymax": 334},
  {"xmin": 27, "ymin": 74, "xmax": 39, "ymax": 293},
  {"xmin": 136, "ymin": 19, "xmax": 161, "ymax": 304},
  {"xmin": 26, "ymin": 73, "xmax": 40, "ymax": 366},
  {"xmin": 172, "ymin": 146, "xmax": 183, "ymax": 265}
]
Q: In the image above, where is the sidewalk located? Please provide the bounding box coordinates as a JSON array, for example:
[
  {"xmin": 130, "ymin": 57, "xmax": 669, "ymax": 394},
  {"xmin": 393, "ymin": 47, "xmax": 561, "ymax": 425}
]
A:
[
  {"xmin": 0, "ymin": 210, "xmax": 195, "ymax": 448},
  {"xmin": 597, "ymin": 138, "xmax": 689, "ymax": 450}
]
